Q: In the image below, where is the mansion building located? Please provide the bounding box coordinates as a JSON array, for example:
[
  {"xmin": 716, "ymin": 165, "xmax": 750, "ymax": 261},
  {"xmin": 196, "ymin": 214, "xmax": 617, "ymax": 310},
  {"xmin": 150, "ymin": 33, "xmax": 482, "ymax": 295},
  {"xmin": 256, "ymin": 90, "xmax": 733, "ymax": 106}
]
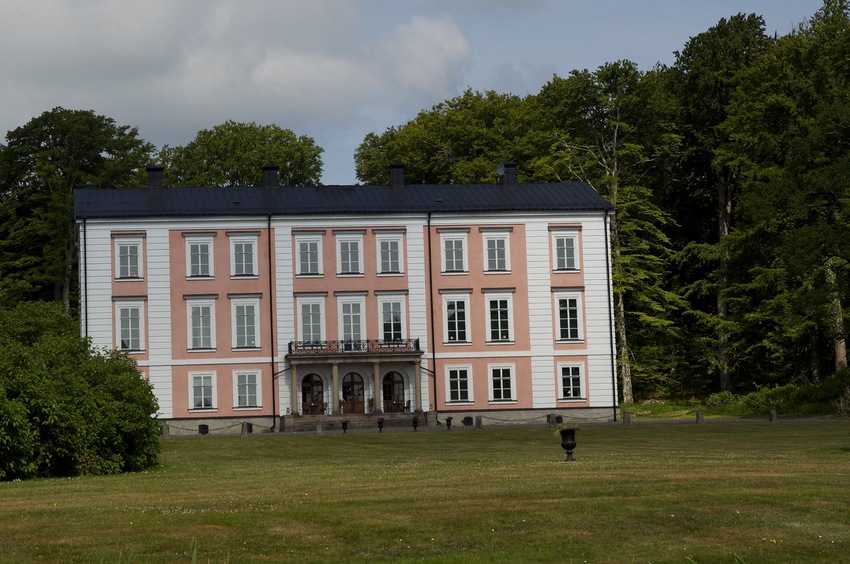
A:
[{"xmin": 74, "ymin": 163, "xmax": 618, "ymax": 432}]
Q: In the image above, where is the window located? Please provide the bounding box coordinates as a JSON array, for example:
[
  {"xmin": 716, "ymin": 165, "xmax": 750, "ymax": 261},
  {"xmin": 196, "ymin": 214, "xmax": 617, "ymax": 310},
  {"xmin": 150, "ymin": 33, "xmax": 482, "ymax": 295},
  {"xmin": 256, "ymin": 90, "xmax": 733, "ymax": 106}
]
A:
[
  {"xmin": 115, "ymin": 301, "xmax": 144, "ymax": 351},
  {"xmin": 298, "ymin": 297, "xmax": 324, "ymax": 344},
  {"xmin": 232, "ymin": 297, "xmax": 259, "ymax": 349},
  {"xmin": 230, "ymin": 234, "xmax": 258, "ymax": 277},
  {"xmin": 185, "ymin": 235, "xmax": 213, "ymax": 278},
  {"xmin": 555, "ymin": 292, "xmax": 583, "ymax": 341},
  {"xmin": 483, "ymin": 231, "xmax": 510, "ymax": 272},
  {"xmin": 296, "ymin": 235, "xmax": 322, "ymax": 276},
  {"xmin": 336, "ymin": 233, "xmax": 363, "ymax": 275},
  {"xmin": 447, "ymin": 366, "xmax": 472, "ymax": 403},
  {"xmin": 115, "ymin": 237, "xmax": 143, "ymax": 279},
  {"xmin": 338, "ymin": 296, "xmax": 365, "ymax": 350},
  {"xmin": 234, "ymin": 371, "xmax": 261, "ymax": 408},
  {"xmin": 442, "ymin": 293, "xmax": 470, "ymax": 343},
  {"xmin": 560, "ymin": 364, "xmax": 584, "ymax": 399},
  {"xmin": 440, "ymin": 231, "xmax": 467, "ymax": 273},
  {"xmin": 187, "ymin": 299, "xmax": 215, "ymax": 350},
  {"xmin": 486, "ymin": 293, "xmax": 513, "ymax": 342},
  {"xmin": 376, "ymin": 233, "xmax": 404, "ymax": 274},
  {"xmin": 489, "ymin": 365, "xmax": 515, "ymax": 402},
  {"xmin": 552, "ymin": 231, "xmax": 579, "ymax": 271},
  {"xmin": 191, "ymin": 372, "xmax": 216, "ymax": 410},
  {"xmin": 378, "ymin": 296, "xmax": 405, "ymax": 343}
]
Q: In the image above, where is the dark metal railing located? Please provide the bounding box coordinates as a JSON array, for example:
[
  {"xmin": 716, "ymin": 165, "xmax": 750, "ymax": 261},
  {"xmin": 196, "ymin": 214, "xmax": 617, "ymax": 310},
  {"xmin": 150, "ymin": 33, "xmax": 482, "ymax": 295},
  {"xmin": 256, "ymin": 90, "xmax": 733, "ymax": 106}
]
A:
[{"xmin": 288, "ymin": 338, "xmax": 420, "ymax": 355}]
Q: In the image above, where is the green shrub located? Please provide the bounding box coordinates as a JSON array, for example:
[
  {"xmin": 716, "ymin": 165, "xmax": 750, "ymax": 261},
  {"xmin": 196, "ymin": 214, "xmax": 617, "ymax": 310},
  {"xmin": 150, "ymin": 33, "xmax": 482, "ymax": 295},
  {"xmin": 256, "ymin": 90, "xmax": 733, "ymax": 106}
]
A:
[
  {"xmin": 740, "ymin": 384, "xmax": 798, "ymax": 412},
  {"xmin": 0, "ymin": 302, "xmax": 160, "ymax": 481},
  {"xmin": 705, "ymin": 390, "xmax": 737, "ymax": 408}
]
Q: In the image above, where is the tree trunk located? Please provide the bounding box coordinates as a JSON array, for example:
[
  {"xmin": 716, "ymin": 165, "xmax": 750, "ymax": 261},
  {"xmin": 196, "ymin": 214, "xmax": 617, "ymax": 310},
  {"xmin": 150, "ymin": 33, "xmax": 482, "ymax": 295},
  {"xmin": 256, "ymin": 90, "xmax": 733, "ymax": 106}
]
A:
[
  {"xmin": 826, "ymin": 260, "xmax": 848, "ymax": 372},
  {"xmin": 609, "ymin": 210, "xmax": 633, "ymax": 404},
  {"xmin": 717, "ymin": 177, "xmax": 733, "ymax": 391}
]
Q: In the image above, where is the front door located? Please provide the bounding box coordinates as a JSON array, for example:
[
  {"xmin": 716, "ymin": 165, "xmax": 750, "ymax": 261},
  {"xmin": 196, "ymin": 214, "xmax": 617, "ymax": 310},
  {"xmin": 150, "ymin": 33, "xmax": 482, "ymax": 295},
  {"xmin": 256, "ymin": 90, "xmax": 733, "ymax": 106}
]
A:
[
  {"xmin": 301, "ymin": 374, "xmax": 324, "ymax": 414},
  {"xmin": 342, "ymin": 372, "xmax": 364, "ymax": 413},
  {"xmin": 383, "ymin": 371, "xmax": 405, "ymax": 412}
]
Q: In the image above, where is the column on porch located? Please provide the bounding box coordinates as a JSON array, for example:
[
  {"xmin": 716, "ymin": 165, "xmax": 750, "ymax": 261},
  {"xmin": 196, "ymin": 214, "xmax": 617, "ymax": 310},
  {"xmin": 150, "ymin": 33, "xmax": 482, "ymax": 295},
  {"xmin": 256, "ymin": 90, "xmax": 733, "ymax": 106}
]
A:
[
  {"xmin": 332, "ymin": 362, "xmax": 340, "ymax": 415},
  {"xmin": 373, "ymin": 362, "xmax": 381, "ymax": 414},
  {"xmin": 290, "ymin": 364, "xmax": 298, "ymax": 416},
  {"xmin": 414, "ymin": 362, "xmax": 422, "ymax": 412}
]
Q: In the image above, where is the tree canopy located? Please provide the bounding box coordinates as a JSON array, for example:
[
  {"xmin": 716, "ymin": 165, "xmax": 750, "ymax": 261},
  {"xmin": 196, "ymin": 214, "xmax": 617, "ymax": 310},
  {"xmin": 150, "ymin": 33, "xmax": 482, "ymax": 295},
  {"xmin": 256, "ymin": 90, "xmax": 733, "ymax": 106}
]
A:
[
  {"xmin": 160, "ymin": 120, "xmax": 323, "ymax": 187},
  {"xmin": 0, "ymin": 108, "xmax": 154, "ymax": 308}
]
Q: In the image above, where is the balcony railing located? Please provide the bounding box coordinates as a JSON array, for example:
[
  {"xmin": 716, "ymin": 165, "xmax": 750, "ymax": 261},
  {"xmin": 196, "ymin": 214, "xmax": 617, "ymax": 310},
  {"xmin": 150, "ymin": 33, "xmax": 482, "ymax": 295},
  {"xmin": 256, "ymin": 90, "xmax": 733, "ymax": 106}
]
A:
[{"xmin": 288, "ymin": 339, "xmax": 421, "ymax": 355}]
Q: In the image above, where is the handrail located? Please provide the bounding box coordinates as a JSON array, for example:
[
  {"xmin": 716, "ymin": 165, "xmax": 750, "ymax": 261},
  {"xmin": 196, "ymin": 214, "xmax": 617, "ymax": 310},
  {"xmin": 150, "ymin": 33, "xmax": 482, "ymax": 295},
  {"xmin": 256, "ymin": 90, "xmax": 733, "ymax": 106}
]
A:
[{"xmin": 288, "ymin": 338, "xmax": 421, "ymax": 354}]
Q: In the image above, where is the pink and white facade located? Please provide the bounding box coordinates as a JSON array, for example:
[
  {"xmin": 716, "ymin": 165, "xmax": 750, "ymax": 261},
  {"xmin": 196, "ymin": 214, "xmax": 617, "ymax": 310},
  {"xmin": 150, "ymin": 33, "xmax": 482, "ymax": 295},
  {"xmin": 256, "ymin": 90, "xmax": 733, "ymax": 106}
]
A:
[{"xmin": 75, "ymin": 164, "xmax": 617, "ymax": 431}]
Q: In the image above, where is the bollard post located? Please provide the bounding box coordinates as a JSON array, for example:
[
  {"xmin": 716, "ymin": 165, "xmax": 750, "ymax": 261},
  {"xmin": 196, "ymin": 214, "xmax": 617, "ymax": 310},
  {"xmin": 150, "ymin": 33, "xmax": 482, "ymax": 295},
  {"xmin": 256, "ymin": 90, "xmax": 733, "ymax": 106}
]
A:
[
  {"xmin": 769, "ymin": 409, "xmax": 777, "ymax": 422},
  {"xmin": 315, "ymin": 422, "xmax": 323, "ymax": 435},
  {"xmin": 475, "ymin": 415, "xmax": 483, "ymax": 430},
  {"xmin": 696, "ymin": 410, "xmax": 704, "ymax": 424},
  {"xmin": 622, "ymin": 412, "xmax": 631, "ymax": 425}
]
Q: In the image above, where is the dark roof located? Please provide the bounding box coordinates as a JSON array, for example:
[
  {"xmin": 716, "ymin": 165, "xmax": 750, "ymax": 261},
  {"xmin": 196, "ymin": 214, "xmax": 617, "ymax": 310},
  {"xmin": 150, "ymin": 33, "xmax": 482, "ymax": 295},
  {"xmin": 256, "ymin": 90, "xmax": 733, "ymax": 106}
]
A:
[{"xmin": 74, "ymin": 182, "xmax": 611, "ymax": 219}]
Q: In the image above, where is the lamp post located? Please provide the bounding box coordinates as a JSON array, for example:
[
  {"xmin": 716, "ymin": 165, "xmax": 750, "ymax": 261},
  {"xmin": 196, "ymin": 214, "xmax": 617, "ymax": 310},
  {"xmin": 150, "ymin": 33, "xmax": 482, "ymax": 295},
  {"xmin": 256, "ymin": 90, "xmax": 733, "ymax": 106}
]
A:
[
  {"xmin": 559, "ymin": 428, "xmax": 577, "ymax": 462},
  {"xmin": 377, "ymin": 417, "xmax": 384, "ymax": 433}
]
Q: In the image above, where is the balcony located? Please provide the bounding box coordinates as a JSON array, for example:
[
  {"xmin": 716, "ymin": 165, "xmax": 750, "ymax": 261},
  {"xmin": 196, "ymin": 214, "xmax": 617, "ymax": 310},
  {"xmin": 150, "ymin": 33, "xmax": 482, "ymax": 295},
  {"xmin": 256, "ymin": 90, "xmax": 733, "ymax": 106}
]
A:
[{"xmin": 288, "ymin": 339, "xmax": 421, "ymax": 355}]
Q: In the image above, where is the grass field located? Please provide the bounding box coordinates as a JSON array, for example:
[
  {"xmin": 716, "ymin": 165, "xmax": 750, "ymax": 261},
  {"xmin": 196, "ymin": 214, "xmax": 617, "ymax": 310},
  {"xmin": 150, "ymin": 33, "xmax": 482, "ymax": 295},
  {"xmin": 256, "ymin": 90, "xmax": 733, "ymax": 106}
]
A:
[{"xmin": 1, "ymin": 420, "xmax": 848, "ymax": 563}]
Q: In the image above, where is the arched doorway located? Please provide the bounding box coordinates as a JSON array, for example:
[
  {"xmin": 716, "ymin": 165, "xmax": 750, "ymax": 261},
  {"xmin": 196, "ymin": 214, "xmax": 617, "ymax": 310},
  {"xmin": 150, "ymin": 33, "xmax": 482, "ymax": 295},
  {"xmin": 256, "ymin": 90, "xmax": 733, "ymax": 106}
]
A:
[
  {"xmin": 301, "ymin": 373, "xmax": 324, "ymax": 414},
  {"xmin": 342, "ymin": 372, "xmax": 365, "ymax": 413},
  {"xmin": 383, "ymin": 371, "xmax": 406, "ymax": 412}
]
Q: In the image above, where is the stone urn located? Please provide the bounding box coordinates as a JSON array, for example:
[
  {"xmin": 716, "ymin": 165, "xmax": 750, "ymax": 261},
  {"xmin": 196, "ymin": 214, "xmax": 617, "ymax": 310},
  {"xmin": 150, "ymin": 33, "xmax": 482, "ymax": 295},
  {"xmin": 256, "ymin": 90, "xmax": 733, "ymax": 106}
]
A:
[{"xmin": 560, "ymin": 428, "xmax": 578, "ymax": 462}]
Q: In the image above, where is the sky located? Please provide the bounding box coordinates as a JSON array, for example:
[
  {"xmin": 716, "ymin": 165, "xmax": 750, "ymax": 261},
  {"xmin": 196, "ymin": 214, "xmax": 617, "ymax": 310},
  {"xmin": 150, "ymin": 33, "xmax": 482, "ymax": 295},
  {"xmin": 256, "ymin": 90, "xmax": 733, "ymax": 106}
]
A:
[{"xmin": 0, "ymin": 0, "xmax": 825, "ymax": 185}]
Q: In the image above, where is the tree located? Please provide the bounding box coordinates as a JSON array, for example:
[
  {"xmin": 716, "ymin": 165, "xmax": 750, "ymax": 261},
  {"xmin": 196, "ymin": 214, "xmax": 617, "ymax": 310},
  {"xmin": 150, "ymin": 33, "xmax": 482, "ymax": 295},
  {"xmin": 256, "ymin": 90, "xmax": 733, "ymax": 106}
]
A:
[
  {"xmin": 669, "ymin": 14, "xmax": 773, "ymax": 392},
  {"xmin": 355, "ymin": 89, "xmax": 534, "ymax": 184},
  {"xmin": 0, "ymin": 108, "xmax": 154, "ymax": 308},
  {"xmin": 0, "ymin": 302, "xmax": 160, "ymax": 480},
  {"xmin": 723, "ymin": 0, "xmax": 850, "ymax": 383},
  {"xmin": 161, "ymin": 121, "xmax": 323, "ymax": 187},
  {"xmin": 534, "ymin": 62, "xmax": 684, "ymax": 402}
]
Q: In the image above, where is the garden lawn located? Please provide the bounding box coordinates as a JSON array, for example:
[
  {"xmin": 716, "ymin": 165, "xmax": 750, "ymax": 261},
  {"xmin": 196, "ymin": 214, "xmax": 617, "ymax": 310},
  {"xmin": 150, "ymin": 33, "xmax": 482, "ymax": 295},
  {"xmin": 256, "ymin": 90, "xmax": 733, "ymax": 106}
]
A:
[{"xmin": 0, "ymin": 421, "xmax": 848, "ymax": 563}]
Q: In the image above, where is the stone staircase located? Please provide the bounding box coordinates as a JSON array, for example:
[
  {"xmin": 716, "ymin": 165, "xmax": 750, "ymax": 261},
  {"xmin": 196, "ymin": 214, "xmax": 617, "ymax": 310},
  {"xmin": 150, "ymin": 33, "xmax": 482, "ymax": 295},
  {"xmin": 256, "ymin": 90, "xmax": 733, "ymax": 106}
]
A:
[{"xmin": 279, "ymin": 411, "xmax": 429, "ymax": 433}]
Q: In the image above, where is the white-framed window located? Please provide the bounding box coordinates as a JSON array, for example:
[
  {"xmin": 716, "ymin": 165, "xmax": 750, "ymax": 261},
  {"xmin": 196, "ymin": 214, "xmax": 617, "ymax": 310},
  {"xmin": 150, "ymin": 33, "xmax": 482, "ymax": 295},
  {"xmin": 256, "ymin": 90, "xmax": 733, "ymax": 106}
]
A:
[
  {"xmin": 296, "ymin": 234, "xmax": 323, "ymax": 276},
  {"xmin": 233, "ymin": 370, "xmax": 261, "ymax": 408},
  {"xmin": 552, "ymin": 230, "xmax": 580, "ymax": 271},
  {"xmin": 440, "ymin": 231, "xmax": 468, "ymax": 273},
  {"xmin": 338, "ymin": 295, "xmax": 365, "ymax": 350},
  {"xmin": 230, "ymin": 234, "xmax": 258, "ymax": 277},
  {"xmin": 446, "ymin": 365, "xmax": 472, "ymax": 403},
  {"xmin": 483, "ymin": 231, "xmax": 511, "ymax": 272},
  {"xmin": 187, "ymin": 298, "xmax": 216, "ymax": 350},
  {"xmin": 485, "ymin": 292, "xmax": 514, "ymax": 343},
  {"xmin": 489, "ymin": 364, "xmax": 516, "ymax": 402},
  {"xmin": 376, "ymin": 233, "xmax": 404, "ymax": 275},
  {"xmin": 559, "ymin": 363, "xmax": 585, "ymax": 400},
  {"xmin": 115, "ymin": 300, "xmax": 144, "ymax": 351},
  {"xmin": 190, "ymin": 372, "xmax": 216, "ymax": 410},
  {"xmin": 231, "ymin": 296, "xmax": 260, "ymax": 349},
  {"xmin": 297, "ymin": 296, "xmax": 325, "ymax": 344},
  {"xmin": 114, "ymin": 236, "xmax": 143, "ymax": 279},
  {"xmin": 336, "ymin": 233, "xmax": 364, "ymax": 275},
  {"xmin": 555, "ymin": 291, "xmax": 584, "ymax": 341},
  {"xmin": 185, "ymin": 234, "xmax": 214, "ymax": 278},
  {"xmin": 377, "ymin": 294, "xmax": 406, "ymax": 343},
  {"xmin": 442, "ymin": 292, "xmax": 471, "ymax": 344}
]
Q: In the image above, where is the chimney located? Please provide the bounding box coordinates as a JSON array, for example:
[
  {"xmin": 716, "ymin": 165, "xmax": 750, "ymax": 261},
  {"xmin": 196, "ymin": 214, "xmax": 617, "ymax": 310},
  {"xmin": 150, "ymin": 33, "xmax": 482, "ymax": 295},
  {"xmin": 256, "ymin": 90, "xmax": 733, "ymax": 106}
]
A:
[
  {"xmin": 390, "ymin": 162, "xmax": 405, "ymax": 188},
  {"xmin": 262, "ymin": 164, "xmax": 280, "ymax": 188},
  {"xmin": 500, "ymin": 162, "xmax": 517, "ymax": 186},
  {"xmin": 146, "ymin": 166, "xmax": 164, "ymax": 190}
]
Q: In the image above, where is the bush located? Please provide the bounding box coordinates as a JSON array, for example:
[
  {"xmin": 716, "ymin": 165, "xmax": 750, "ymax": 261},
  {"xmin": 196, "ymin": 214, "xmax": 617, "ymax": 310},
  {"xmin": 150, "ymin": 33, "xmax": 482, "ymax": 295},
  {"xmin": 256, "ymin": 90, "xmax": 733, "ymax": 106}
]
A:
[
  {"xmin": 704, "ymin": 390, "xmax": 737, "ymax": 408},
  {"xmin": 0, "ymin": 302, "xmax": 160, "ymax": 480},
  {"xmin": 740, "ymin": 384, "xmax": 798, "ymax": 413}
]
